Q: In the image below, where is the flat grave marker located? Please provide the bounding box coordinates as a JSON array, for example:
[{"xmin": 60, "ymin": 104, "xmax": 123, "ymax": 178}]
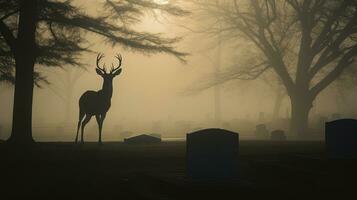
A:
[{"xmin": 124, "ymin": 134, "xmax": 161, "ymax": 144}]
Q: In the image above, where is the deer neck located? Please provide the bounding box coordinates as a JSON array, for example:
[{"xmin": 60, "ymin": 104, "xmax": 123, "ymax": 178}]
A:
[{"xmin": 101, "ymin": 79, "xmax": 113, "ymax": 99}]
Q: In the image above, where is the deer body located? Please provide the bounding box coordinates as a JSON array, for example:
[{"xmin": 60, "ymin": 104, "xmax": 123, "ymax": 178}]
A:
[
  {"xmin": 79, "ymin": 90, "xmax": 111, "ymax": 115},
  {"xmin": 75, "ymin": 53, "xmax": 122, "ymax": 144}
]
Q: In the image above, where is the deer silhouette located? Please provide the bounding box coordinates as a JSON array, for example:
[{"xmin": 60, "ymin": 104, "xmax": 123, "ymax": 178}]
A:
[{"xmin": 75, "ymin": 53, "xmax": 123, "ymax": 144}]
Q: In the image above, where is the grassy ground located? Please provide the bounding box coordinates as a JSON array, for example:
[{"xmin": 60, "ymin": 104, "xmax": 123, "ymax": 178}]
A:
[{"xmin": 0, "ymin": 140, "xmax": 356, "ymax": 199}]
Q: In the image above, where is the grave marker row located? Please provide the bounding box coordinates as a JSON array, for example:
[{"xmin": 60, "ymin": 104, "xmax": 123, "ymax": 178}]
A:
[
  {"xmin": 255, "ymin": 124, "xmax": 287, "ymax": 140},
  {"xmin": 185, "ymin": 119, "xmax": 357, "ymax": 180}
]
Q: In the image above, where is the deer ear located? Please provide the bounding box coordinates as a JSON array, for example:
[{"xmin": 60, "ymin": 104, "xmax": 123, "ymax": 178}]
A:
[
  {"xmin": 96, "ymin": 68, "xmax": 104, "ymax": 76},
  {"xmin": 113, "ymin": 68, "xmax": 122, "ymax": 76}
]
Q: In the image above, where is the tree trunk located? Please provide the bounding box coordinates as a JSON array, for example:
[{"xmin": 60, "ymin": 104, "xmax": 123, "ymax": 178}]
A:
[
  {"xmin": 289, "ymin": 95, "xmax": 313, "ymax": 137},
  {"xmin": 7, "ymin": 1, "xmax": 38, "ymax": 144}
]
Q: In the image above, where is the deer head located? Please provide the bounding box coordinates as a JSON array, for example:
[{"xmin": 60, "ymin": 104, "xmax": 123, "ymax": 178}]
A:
[{"xmin": 95, "ymin": 53, "xmax": 123, "ymax": 79}]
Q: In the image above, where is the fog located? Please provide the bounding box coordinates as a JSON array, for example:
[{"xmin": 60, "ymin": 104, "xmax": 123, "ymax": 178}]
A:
[{"xmin": 1, "ymin": 0, "xmax": 357, "ymax": 141}]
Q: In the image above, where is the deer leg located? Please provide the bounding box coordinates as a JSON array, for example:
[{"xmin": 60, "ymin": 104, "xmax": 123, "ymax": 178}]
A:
[
  {"xmin": 75, "ymin": 110, "xmax": 85, "ymax": 143},
  {"xmin": 96, "ymin": 114, "xmax": 106, "ymax": 144},
  {"xmin": 81, "ymin": 114, "xmax": 92, "ymax": 143},
  {"xmin": 95, "ymin": 115, "xmax": 102, "ymax": 144}
]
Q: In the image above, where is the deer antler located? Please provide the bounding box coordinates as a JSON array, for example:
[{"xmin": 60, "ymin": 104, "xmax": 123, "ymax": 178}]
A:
[
  {"xmin": 96, "ymin": 53, "xmax": 107, "ymax": 74},
  {"xmin": 110, "ymin": 53, "xmax": 122, "ymax": 74}
]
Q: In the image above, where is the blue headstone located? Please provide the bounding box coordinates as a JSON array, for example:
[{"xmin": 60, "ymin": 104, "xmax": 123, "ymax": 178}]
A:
[
  {"xmin": 326, "ymin": 119, "xmax": 357, "ymax": 159},
  {"xmin": 186, "ymin": 128, "xmax": 239, "ymax": 179}
]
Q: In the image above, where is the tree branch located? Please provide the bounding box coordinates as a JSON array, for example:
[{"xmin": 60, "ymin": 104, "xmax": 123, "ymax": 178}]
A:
[
  {"xmin": 0, "ymin": 9, "xmax": 19, "ymax": 21},
  {"xmin": 311, "ymin": 1, "xmax": 349, "ymax": 53},
  {"xmin": 310, "ymin": 46, "xmax": 357, "ymax": 98},
  {"xmin": 0, "ymin": 20, "xmax": 17, "ymax": 53},
  {"xmin": 251, "ymin": 0, "xmax": 295, "ymax": 91},
  {"xmin": 309, "ymin": 10, "xmax": 357, "ymax": 80}
]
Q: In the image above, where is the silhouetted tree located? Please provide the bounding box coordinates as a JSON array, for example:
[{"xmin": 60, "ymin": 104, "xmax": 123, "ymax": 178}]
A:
[
  {"xmin": 0, "ymin": 0, "xmax": 187, "ymax": 144},
  {"xmin": 193, "ymin": 0, "xmax": 357, "ymax": 136}
]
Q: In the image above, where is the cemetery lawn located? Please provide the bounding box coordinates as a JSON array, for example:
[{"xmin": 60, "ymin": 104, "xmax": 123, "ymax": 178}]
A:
[{"xmin": 0, "ymin": 141, "xmax": 355, "ymax": 199}]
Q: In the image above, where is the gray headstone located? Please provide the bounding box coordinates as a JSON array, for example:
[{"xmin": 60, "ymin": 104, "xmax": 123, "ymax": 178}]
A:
[
  {"xmin": 270, "ymin": 130, "xmax": 286, "ymax": 140},
  {"xmin": 186, "ymin": 128, "xmax": 239, "ymax": 179},
  {"xmin": 255, "ymin": 124, "xmax": 269, "ymax": 139},
  {"xmin": 326, "ymin": 119, "xmax": 357, "ymax": 159}
]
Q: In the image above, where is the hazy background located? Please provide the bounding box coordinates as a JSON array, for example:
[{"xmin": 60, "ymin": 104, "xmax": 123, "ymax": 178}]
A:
[{"xmin": 1, "ymin": 0, "xmax": 357, "ymax": 141}]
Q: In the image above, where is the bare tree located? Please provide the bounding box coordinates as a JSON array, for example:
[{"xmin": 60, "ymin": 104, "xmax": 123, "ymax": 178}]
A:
[{"xmin": 192, "ymin": 0, "xmax": 357, "ymax": 136}]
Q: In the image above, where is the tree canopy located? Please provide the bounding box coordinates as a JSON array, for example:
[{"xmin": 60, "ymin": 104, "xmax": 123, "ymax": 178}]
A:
[{"xmin": 0, "ymin": 0, "xmax": 188, "ymax": 83}]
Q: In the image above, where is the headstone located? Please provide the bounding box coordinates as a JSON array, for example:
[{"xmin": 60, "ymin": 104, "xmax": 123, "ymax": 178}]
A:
[
  {"xmin": 270, "ymin": 130, "xmax": 286, "ymax": 140},
  {"xmin": 186, "ymin": 128, "xmax": 239, "ymax": 179},
  {"xmin": 255, "ymin": 124, "xmax": 269, "ymax": 139},
  {"xmin": 124, "ymin": 134, "xmax": 161, "ymax": 144},
  {"xmin": 326, "ymin": 119, "xmax": 357, "ymax": 159}
]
